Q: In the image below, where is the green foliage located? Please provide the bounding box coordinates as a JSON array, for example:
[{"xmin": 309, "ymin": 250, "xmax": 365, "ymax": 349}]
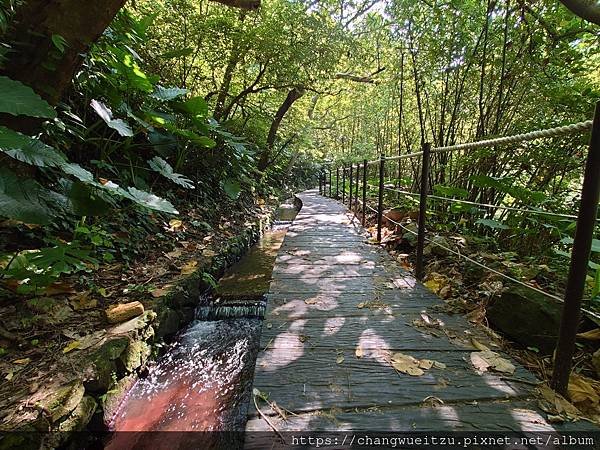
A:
[
  {"xmin": 0, "ymin": 126, "xmax": 66, "ymax": 167},
  {"xmin": 0, "ymin": 168, "xmax": 53, "ymax": 224},
  {"xmin": 148, "ymin": 156, "xmax": 194, "ymax": 189},
  {"xmin": 0, "ymin": 76, "xmax": 56, "ymax": 118},
  {"xmin": 475, "ymin": 218, "xmax": 509, "ymax": 230}
]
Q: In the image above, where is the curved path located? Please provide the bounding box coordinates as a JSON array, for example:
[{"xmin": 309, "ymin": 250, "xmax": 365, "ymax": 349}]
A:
[{"xmin": 245, "ymin": 189, "xmax": 592, "ymax": 445}]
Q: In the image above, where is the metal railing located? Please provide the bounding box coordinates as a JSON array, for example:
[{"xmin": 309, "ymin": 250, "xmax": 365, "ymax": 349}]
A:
[{"xmin": 318, "ymin": 103, "xmax": 600, "ymax": 396}]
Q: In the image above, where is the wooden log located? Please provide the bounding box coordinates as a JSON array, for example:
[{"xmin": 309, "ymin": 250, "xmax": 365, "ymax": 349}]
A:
[{"xmin": 105, "ymin": 301, "xmax": 144, "ymax": 324}]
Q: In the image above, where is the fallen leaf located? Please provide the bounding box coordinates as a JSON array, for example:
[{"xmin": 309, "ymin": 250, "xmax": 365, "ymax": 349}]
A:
[
  {"xmin": 470, "ymin": 350, "xmax": 515, "ymax": 374},
  {"xmin": 165, "ymin": 249, "xmax": 183, "ymax": 259},
  {"xmin": 180, "ymin": 260, "xmax": 198, "ymax": 275},
  {"xmin": 168, "ymin": 219, "xmax": 183, "ymax": 231},
  {"xmin": 203, "ymin": 249, "xmax": 217, "ymax": 257},
  {"xmin": 470, "ymin": 338, "xmax": 490, "ymax": 351},
  {"xmin": 391, "ymin": 352, "xmax": 424, "ymax": 376},
  {"xmin": 418, "ymin": 359, "xmax": 434, "ymax": 370},
  {"xmin": 151, "ymin": 286, "xmax": 172, "ymax": 298},
  {"xmin": 63, "ymin": 341, "xmax": 81, "ymax": 354},
  {"xmin": 5, "ymin": 371, "xmax": 13, "ymax": 381},
  {"xmin": 13, "ymin": 358, "xmax": 30, "ymax": 365},
  {"xmin": 355, "ymin": 345, "xmax": 364, "ymax": 359},
  {"xmin": 336, "ymin": 354, "xmax": 345, "ymax": 364},
  {"xmin": 304, "ymin": 298, "xmax": 319, "ymax": 305},
  {"xmin": 568, "ymin": 373, "xmax": 600, "ymax": 406},
  {"xmin": 357, "ymin": 302, "xmax": 365, "ymax": 309},
  {"xmin": 576, "ymin": 328, "xmax": 600, "ymax": 341},
  {"xmin": 433, "ymin": 361, "xmax": 447, "ymax": 369},
  {"xmin": 69, "ymin": 291, "xmax": 98, "ymax": 310},
  {"xmin": 538, "ymin": 384, "xmax": 581, "ymax": 420},
  {"xmin": 43, "ymin": 281, "xmax": 77, "ymax": 296}
]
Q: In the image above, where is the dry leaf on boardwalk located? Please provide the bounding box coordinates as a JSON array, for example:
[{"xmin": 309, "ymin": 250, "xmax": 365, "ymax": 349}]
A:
[
  {"xmin": 355, "ymin": 345, "xmax": 364, "ymax": 359},
  {"xmin": 470, "ymin": 350, "xmax": 515, "ymax": 374},
  {"xmin": 389, "ymin": 352, "xmax": 445, "ymax": 377}
]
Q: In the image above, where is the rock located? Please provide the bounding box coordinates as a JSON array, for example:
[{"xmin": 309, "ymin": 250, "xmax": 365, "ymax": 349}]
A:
[
  {"xmin": 58, "ymin": 395, "xmax": 97, "ymax": 432},
  {"xmin": 155, "ymin": 307, "xmax": 182, "ymax": 340},
  {"xmin": 102, "ymin": 375, "xmax": 137, "ymax": 426},
  {"xmin": 39, "ymin": 380, "xmax": 85, "ymax": 423},
  {"xmin": 487, "ymin": 286, "xmax": 562, "ymax": 353},
  {"xmin": 110, "ymin": 310, "xmax": 156, "ymax": 338},
  {"xmin": 105, "ymin": 301, "xmax": 145, "ymax": 324},
  {"xmin": 120, "ymin": 340, "xmax": 151, "ymax": 372},
  {"xmin": 83, "ymin": 336, "xmax": 129, "ymax": 391},
  {"xmin": 424, "ymin": 235, "xmax": 450, "ymax": 256}
]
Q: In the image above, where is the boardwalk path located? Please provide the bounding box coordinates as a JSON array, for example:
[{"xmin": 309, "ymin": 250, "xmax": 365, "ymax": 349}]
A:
[{"xmin": 245, "ymin": 189, "xmax": 584, "ymax": 440}]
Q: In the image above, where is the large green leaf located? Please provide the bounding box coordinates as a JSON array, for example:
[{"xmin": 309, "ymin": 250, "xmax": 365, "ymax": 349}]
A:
[
  {"xmin": 61, "ymin": 163, "xmax": 95, "ymax": 183},
  {"xmin": 560, "ymin": 236, "xmax": 600, "ymax": 253},
  {"xmin": 475, "ymin": 218, "xmax": 509, "ymax": 230},
  {"xmin": 433, "ymin": 184, "xmax": 468, "ymax": 199},
  {"xmin": 0, "ymin": 168, "xmax": 53, "ymax": 224},
  {"xmin": 147, "ymin": 156, "xmax": 194, "ymax": 189},
  {"xmin": 0, "ymin": 76, "xmax": 56, "ymax": 118},
  {"xmin": 125, "ymin": 187, "xmax": 178, "ymax": 214},
  {"xmin": 0, "ymin": 126, "xmax": 66, "ymax": 167},
  {"xmin": 90, "ymin": 100, "xmax": 134, "ymax": 137},
  {"xmin": 222, "ymin": 179, "xmax": 241, "ymax": 200},
  {"xmin": 151, "ymin": 86, "xmax": 188, "ymax": 101},
  {"xmin": 177, "ymin": 96, "xmax": 209, "ymax": 118}
]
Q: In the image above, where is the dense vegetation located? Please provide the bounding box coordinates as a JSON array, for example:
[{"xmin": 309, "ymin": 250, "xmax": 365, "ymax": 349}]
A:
[{"xmin": 0, "ymin": 0, "xmax": 599, "ymax": 429}]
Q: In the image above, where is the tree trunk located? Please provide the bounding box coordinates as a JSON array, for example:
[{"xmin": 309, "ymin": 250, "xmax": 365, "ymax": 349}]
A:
[
  {"xmin": 258, "ymin": 87, "xmax": 305, "ymax": 171},
  {"xmin": 1, "ymin": 0, "xmax": 260, "ymax": 108},
  {"xmin": 2, "ymin": 0, "xmax": 128, "ymax": 106}
]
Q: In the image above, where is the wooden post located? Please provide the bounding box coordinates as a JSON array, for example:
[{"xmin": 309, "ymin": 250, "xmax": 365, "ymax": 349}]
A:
[
  {"xmin": 415, "ymin": 143, "xmax": 431, "ymax": 281},
  {"xmin": 354, "ymin": 162, "xmax": 360, "ymax": 213},
  {"xmin": 362, "ymin": 159, "xmax": 367, "ymax": 226},
  {"xmin": 342, "ymin": 166, "xmax": 346, "ymax": 203},
  {"xmin": 336, "ymin": 167, "xmax": 340, "ymax": 199},
  {"xmin": 551, "ymin": 101, "xmax": 600, "ymax": 395},
  {"xmin": 329, "ymin": 168, "xmax": 332, "ymax": 197},
  {"xmin": 349, "ymin": 164, "xmax": 353, "ymax": 208},
  {"xmin": 377, "ymin": 154, "xmax": 385, "ymax": 242}
]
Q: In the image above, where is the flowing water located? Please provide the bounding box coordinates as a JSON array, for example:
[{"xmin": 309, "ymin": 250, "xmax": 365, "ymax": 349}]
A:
[{"xmin": 104, "ymin": 199, "xmax": 298, "ymax": 449}]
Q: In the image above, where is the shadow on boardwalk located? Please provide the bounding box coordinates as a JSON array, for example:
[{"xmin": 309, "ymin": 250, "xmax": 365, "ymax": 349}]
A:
[{"xmin": 245, "ymin": 189, "xmax": 595, "ymax": 446}]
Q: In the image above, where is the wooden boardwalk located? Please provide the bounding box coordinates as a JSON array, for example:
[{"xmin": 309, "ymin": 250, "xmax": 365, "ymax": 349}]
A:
[{"xmin": 245, "ymin": 189, "xmax": 589, "ymax": 440}]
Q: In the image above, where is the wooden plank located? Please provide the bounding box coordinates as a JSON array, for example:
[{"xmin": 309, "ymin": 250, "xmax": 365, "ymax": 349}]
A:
[
  {"xmin": 250, "ymin": 350, "xmax": 531, "ymax": 415},
  {"xmin": 272, "ymin": 263, "xmax": 384, "ymax": 279},
  {"xmin": 259, "ymin": 315, "xmax": 466, "ymax": 351},
  {"xmin": 245, "ymin": 400, "xmax": 588, "ymax": 434}
]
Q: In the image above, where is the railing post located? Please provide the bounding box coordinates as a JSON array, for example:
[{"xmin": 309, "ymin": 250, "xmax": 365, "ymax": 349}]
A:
[
  {"xmin": 362, "ymin": 159, "xmax": 367, "ymax": 226},
  {"xmin": 329, "ymin": 168, "xmax": 332, "ymax": 197},
  {"xmin": 415, "ymin": 142, "xmax": 431, "ymax": 281},
  {"xmin": 551, "ymin": 101, "xmax": 600, "ymax": 396},
  {"xmin": 376, "ymin": 154, "xmax": 385, "ymax": 242},
  {"xmin": 318, "ymin": 171, "xmax": 322, "ymax": 194},
  {"xmin": 354, "ymin": 162, "xmax": 360, "ymax": 213},
  {"xmin": 349, "ymin": 163, "xmax": 353, "ymax": 208},
  {"xmin": 342, "ymin": 166, "xmax": 346, "ymax": 203},
  {"xmin": 336, "ymin": 167, "xmax": 340, "ymax": 199}
]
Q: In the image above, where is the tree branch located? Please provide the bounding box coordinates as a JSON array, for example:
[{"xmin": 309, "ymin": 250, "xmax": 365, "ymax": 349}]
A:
[{"xmin": 334, "ymin": 67, "xmax": 386, "ymax": 84}]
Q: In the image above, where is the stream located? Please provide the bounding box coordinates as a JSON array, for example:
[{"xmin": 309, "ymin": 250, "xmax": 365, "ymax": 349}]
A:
[{"xmin": 103, "ymin": 199, "xmax": 298, "ymax": 449}]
